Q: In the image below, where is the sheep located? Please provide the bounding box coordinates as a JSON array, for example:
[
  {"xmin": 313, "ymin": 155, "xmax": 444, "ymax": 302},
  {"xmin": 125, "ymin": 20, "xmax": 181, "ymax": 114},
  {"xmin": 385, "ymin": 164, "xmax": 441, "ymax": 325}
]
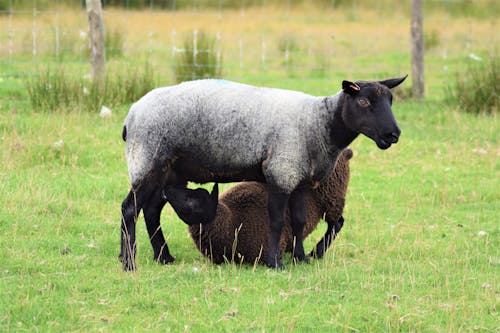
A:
[
  {"xmin": 165, "ymin": 148, "xmax": 353, "ymax": 265},
  {"xmin": 163, "ymin": 184, "xmax": 219, "ymax": 227},
  {"xmin": 120, "ymin": 76, "xmax": 406, "ymax": 270}
]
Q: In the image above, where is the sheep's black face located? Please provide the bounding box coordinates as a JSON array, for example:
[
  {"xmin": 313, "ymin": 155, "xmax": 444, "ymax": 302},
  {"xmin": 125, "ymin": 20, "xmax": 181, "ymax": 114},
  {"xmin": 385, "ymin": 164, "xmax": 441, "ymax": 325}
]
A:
[
  {"xmin": 341, "ymin": 76, "xmax": 406, "ymax": 150},
  {"xmin": 163, "ymin": 183, "xmax": 219, "ymax": 225}
]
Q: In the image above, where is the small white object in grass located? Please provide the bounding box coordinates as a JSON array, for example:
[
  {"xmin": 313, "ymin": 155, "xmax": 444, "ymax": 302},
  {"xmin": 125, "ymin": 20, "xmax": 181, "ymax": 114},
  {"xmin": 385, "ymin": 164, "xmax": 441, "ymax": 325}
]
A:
[
  {"xmin": 472, "ymin": 147, "xmax": 487, "ymax": 155},
  {"xmin": 192, "ymin": 266, "xmax": 199, "ymax": 273},
  {"xmin": 468, "ymin": 53, "xmax": 482, "ymax": 61},
  {"xmin": 100, "ymin": 105, "xmax": 112, "ymax": 118},
  {"xmin": 53, "ymin": 139, "xmax": 64, "ymax": 150},
  {"xmin": 83, "ymin": 73, "xmax": 92, "ymax": 80},
  {"xmin": 79, "ymin": 30, "xmax": 87, "ymax": 39},
  {"xmin": 477, "ymin": 230, "xmax": 488, "ymax": 237},
  {"xmin": 489, "ymin": 258, "xmax": 500, "ymax": 266},
  {"xmin": 83, "ymin": 86, "xmax": 89, "ymax": 95}
]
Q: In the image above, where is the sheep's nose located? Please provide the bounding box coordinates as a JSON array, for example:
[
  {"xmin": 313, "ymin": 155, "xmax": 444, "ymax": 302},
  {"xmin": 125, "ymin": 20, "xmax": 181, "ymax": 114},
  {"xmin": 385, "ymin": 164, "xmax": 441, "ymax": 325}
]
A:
[
  {"xmin": 384, "ymin": 131, "xmax": 400, "ymax": 144},
  {"xmin": 390, "ymin": 131, "xmax": 400, "ymax": 143}
]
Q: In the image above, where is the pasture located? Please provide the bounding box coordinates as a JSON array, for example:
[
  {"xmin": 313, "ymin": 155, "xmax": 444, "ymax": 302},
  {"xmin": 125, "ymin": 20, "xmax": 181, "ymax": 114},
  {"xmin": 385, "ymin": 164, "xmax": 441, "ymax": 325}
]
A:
[{"xmin": 0, "ymin": 2, "xmax": 498, "ymax": 332}]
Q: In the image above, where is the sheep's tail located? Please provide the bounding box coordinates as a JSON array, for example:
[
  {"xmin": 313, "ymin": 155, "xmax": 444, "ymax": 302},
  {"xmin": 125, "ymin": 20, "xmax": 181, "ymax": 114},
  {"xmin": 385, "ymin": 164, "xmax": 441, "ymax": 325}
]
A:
[
  {"xmin": 122, "ymin": 126, "xmax": 127, "ymax": 142},
  {"xmin": 343, "ymin": 148, "xmax": 353, "ymax": 160}
]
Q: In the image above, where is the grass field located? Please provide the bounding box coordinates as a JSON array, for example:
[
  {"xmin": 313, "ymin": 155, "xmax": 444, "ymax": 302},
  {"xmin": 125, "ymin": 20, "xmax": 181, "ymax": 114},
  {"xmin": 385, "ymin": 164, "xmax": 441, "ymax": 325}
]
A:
[{"xmin": 0, "ymin": 3, "xmax": 499, "ymax": 332}]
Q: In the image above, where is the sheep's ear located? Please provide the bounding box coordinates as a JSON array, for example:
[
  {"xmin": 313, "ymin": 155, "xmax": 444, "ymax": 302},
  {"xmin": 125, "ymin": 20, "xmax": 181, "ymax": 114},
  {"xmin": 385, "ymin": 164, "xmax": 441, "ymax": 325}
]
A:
[
  {"xmin": 379, "ymin": 75, "xmax": 408, "ymax": 89},
  {"xmin": 342, "ymin": 80, "xmax": 361, "ymax": 95},
  {"xmin": 210, "ymin": 183, "xmax": 219, "ymax": 199}
]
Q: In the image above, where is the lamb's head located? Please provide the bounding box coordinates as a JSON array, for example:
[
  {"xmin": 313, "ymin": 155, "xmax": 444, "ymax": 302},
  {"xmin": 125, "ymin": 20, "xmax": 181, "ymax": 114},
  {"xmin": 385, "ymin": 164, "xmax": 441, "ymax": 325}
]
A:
[
  {"xmin": 163, "ymin": 183, "xmax": 219, "ymax": 225},
  {"xmin": 340, "ymin": 75, "xmax": 407, "ymax": 150}
]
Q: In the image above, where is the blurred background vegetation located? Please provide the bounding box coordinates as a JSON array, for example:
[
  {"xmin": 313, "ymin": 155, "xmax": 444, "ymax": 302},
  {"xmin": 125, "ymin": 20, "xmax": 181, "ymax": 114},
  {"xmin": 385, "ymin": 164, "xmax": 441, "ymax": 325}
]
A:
[
  {"xmin": 0, "ymin": 0, "xmax": 498, "ymax": 17},
  {"xmin": 0, "ymin": 0, "xmax": 497, "ymax": 113}
]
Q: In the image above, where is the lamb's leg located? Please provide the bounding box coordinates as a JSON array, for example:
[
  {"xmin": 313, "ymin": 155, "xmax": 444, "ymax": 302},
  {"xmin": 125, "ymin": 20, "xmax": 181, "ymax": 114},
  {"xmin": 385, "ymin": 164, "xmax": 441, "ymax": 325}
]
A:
[
  {"xmin": 266, "ymin": 192, "xmax": 289, "ymax": 269},
  {"xmin": 143, "ymin": 187, "xmax": 175, "ymax": 265},
  {"xmin": 289, "ymin": 188, "xmax": 309, "ymax": 264},
  {"xmin": 309, "ymin": 215, "xmax": 344, "ymax": 258}
]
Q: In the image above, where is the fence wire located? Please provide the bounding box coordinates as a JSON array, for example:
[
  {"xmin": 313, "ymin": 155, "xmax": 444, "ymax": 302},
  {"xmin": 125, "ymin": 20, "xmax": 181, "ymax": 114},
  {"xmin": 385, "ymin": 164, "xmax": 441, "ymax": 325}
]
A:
[{"xmin": 0, "ymin": 0, "xmax": 497, "ymax": 97}]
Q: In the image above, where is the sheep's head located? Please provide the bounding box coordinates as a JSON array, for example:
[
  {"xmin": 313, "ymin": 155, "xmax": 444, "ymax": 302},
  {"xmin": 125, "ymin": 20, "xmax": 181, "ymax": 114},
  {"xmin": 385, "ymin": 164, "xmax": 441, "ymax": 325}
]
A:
[
  {"xmin": 163, "ymin": 183, "xmax": 219, "ymax": 225},
  {"xmin": 341, "ymin": 75, "xmax": 407, "ymax": 150}
]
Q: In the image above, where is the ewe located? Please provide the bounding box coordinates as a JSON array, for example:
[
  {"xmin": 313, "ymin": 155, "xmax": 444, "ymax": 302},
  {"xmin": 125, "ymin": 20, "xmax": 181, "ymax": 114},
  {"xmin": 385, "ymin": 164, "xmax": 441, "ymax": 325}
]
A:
[{"xmin": 120, "ymin": 77, "xmax": 406, "ymax": 270}]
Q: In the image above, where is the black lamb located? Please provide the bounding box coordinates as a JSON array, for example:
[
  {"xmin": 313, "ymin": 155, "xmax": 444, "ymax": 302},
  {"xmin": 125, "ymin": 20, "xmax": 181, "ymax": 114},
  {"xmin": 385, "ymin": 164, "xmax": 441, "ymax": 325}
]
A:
[{"xmin": 165, "ymin": 149, "xmax": 353, "ymax": 265}]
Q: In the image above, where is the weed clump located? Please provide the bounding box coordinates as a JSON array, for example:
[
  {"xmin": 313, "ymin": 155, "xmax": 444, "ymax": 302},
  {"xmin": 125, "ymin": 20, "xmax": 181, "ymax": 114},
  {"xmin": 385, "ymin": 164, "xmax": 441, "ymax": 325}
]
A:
[
  {"xmin": 26, "ymin": 62, "xmax": 156, "ymax": 112},
  {"xmin": 173, "ymin": 30, "xmax": 222, "ymax": 83},
  {"xmin": 446, "ymin": 56, "xmax": 498, "ymax": 115}
]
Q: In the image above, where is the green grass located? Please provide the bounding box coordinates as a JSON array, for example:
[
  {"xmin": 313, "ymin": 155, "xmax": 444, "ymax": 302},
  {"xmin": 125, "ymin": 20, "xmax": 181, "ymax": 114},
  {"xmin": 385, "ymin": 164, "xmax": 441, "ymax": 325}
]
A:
[{"xmin": 0, "ymin": 95, "xmax": 498, "ymax": 332}]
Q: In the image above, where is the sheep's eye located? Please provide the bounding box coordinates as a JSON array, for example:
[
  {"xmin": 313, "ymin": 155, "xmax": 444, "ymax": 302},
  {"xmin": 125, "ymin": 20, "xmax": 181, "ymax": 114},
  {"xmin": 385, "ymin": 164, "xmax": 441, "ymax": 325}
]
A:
[{"xmin": 357, "ymin": 98, "xmax": 370, "ymax": 107}]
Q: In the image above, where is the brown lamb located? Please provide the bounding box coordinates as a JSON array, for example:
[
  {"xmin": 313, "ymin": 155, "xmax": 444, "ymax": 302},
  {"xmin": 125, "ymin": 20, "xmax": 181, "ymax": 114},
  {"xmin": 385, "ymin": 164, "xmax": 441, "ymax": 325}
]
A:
[{"xmin": 168, "ymin": 148, "xmax": 352, "ymax": 265}]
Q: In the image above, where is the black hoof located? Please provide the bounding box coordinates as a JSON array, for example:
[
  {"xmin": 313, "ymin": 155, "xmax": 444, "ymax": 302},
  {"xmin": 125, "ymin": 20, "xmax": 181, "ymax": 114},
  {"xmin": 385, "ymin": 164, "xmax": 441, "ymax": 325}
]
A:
[
  {"xmin": 154, "ymin": 253, "xmax": 175, "ymax": 265},
  {"xmin": 309, "ymin": 249, "xmax": 325, "ymax": 259},
  {"xmin": 119, "ymin": 254, "xmax": 137, "ymax": 271},
  {"xmin": 293, "ymin": 255, "xmax": 310, "ymax": 264},
  {"xmin": 122, "ymin": 259, "xmax": 136, "ymax": 271},
  {"xmin": 309, "ymin": 245, "xmax": 327, "ymax": 258},
  {"xmin": 266, "ymin": 259, "xmax": 285, "ymax": 270},
  {"xmin": 267, "ymin": 262, "xmax": 285, "ymax": 270}
]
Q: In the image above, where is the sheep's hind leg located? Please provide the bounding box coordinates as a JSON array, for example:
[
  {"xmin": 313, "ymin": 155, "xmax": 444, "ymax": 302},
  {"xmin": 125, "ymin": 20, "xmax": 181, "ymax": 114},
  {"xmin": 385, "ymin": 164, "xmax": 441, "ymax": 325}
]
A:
[
  {"xmin": 310, "ymin": 216, "xmax": 344, "ymax": 258},
  {"xmin": 143, "ymin": 187, "xmax": 175, "ymax": 265},
  {"xmin": 266, "ymin": 192, "xmax": 289, "ymax": 269},
  {"xmin": 289, "ymin": 188, "xmax": 309, "ymax": 264},
  {"xmin": 120, "ymin": 183, "xmax": 160, "ymax": 271},
  {"xmin": 120, "ymin": 189, "xmax": 144, "ymax": 271}
]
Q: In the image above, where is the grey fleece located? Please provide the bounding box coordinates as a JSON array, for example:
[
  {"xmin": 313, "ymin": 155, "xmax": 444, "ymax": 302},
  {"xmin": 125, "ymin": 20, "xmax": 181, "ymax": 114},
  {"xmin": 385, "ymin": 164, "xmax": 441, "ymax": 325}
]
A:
[{"xmin": 124, "ymin": 79, "xmax": 342, "ymax": 193}]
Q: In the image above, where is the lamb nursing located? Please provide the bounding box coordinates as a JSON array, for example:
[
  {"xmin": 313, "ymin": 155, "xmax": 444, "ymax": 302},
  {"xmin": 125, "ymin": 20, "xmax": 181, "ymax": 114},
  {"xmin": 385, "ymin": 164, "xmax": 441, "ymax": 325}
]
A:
[
  {"xmin": 120, "ymin": 77, "xmax": 406, "ymax": 270},
  {"xmin": 165, "ymin": 148, "xmax": 353, "ymax": 264}
]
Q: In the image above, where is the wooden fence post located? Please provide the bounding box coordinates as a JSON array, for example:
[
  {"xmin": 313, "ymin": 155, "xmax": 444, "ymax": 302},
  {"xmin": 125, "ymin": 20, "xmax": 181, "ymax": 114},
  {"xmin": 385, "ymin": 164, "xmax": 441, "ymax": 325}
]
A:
[
  {"xmin": 411, "ymin": 0, "xmax": 424, "ymax": 100},
  {"xmin": 86, "ymin": 0, "xmax": 106, "ymax": 83}
]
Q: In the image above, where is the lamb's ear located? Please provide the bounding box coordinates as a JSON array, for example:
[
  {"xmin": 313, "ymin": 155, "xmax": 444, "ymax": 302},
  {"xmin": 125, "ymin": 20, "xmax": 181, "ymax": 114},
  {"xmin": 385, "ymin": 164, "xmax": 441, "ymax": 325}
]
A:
[
  {"xmin": 210, "ymin": 183, "xmax": 219, "ymax": 200},
  {"xmin": 379, "ymin": 75, "xmax": 408, "ymax": 89},
  {"xmin": 342, "ymin": 80, "xmax": 361, "ymax": 95}
]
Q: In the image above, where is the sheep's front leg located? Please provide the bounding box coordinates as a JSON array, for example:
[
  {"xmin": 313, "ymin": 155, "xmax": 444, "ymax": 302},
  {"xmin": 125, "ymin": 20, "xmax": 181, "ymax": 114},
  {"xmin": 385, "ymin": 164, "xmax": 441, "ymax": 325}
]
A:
[
  {"xmin": 289, "ymin": 188, "xmax": 309, "ymax": 264},
  {"xmin": 267, "ymin": 192, "xmax": 289, "ymax": 269},
  {"xmin": 310, "ymin": 216, "xmax": 344, "ymax": 258},
  {"xmin": 143, "ymin": 188, "xmax": 175, "ymax": 265}
]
